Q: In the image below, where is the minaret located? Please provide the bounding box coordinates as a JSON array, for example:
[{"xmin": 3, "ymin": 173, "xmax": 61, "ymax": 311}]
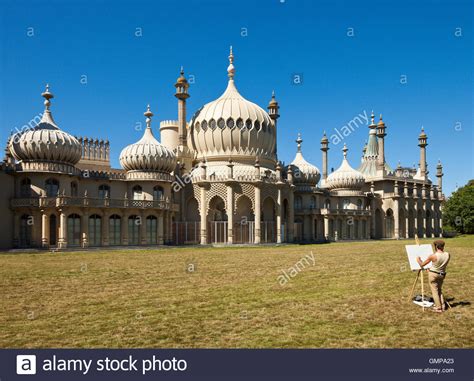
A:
[
  {"xmin": 174, "ymin": 67, "xmax": 192, "ymax": 171},
  {"xmin": 267, "ymin": 90, "xmax": 280, "ymax": 157},
  {"xmin": 418, "ymin": 126, "xmax": 428, "ymax": 180},
  {"xmin": 436, "ymin": 160, "xmax": 443, "ymax": 191},
  {"xmin": 320, "ymin": 131, "xmax": 329, "ymax": 184},
  {"xmin": 376, "ymin": 114, "xmax": 386, "ymax": 174}
]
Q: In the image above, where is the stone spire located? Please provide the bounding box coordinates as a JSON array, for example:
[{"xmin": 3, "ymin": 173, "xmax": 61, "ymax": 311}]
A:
[{"xmin": 227, "ymin": 46, "xmax": 235, "ymax": 80}]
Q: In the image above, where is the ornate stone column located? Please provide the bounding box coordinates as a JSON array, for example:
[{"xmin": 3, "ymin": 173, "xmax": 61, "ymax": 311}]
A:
[
  {"xmin": 276, "ymin": 186, "xmax": 282, "ymax": 243},
  {"xmin": 226, "ymin": 184, "xmax": 234, "ymax": 244},
  {"xmin": 393, "ymin": 181, "xmax": 400, "ymax": 239},
  {"xmin": 58, "ymin": 210, "xmax": 67, "ymax": 249},
  {"xmin": 81, "ymin": 212, "xmax": 89, "ymax": 248},
  {"xmin": 102, "ymin": 212, "xmax": 109, "ymax": 246},
  {"xmin": 121, "ymin": 213, "xmax": 129, "ymax": 246},
  {"xmin": 140, "ymin": 212, "xmax": 147, "ymax": 245},
  {"xmin": 200, "ymin": 186, "xmax": 207, "ymax": 245},
  {"xmin": 41, "ymin": 212, "xmax": 49, "ymax": 248},
  {"xmin": 324, "ymin": 215, "xmax": 329, "ymax": 240},
  {"xmin": 254, "ymin": 185, "xmax": 261, "ymax": 244}
]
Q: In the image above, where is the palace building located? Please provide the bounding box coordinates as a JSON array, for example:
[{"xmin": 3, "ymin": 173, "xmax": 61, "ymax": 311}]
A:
[{"xmin": 0, "ymin": 48, "xmax": 445, "ymax": 249}]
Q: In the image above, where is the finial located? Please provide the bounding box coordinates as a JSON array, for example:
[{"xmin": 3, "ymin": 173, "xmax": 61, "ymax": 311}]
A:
[
  {"xmin": 370, "ymin": 110, "xmax": 375, "ymax": 126},
  {"xmin": 41, "ymin": 83, "xmax": 54, "ymax": 110},
  {"xmin": 342, "ymin": 143, "xmax": 348, "ymax": 158},
  {"xmin": 144, "ymin": 104, "xmax": 153, "ymax": 128},
  {"xmin": 380, "ymin": 113, "xmax": 383, "ymax": 120},
  {"xmin": 296, "ymin": 133, "xmax": 303, "ymax": 152},
  {"xmin": 180, "ymin": 66, "xmax": 184, "ymax": 76},
  {"xmin": 227, "ymin": 45, "xmax": 235, "ymax": 79}
]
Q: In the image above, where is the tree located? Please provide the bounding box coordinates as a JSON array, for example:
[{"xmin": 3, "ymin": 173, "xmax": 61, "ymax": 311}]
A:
[{"xmin": 443, "ymin": 180, "xmax": 474, "ymax": 234}]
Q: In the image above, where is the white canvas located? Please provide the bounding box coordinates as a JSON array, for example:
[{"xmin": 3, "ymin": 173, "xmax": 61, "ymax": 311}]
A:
[{"xmin": 405, "ymin": 244, "xmax": 433, "ymax": 270}]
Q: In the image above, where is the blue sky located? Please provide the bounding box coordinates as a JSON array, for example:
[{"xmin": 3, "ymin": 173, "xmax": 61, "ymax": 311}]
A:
[{"xmin": 0, "ymin": 0, "xmax": 472, "ymax": 195}]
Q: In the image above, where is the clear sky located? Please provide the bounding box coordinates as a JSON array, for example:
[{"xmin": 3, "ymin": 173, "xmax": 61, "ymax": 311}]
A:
[{"xmin": 0, "ymin": 0, "xmax": 472, "ymax": 195}]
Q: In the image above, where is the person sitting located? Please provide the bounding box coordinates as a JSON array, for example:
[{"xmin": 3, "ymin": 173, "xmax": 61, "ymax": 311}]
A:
[{"xmin": 417, "ymin": 240, "xmax": 450, "ymax": 313}]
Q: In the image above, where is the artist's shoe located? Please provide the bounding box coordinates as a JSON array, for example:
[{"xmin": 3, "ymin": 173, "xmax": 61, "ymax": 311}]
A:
[{"xmin": 431, "ymin": 307, "xmax": 443, "ymax": 313}]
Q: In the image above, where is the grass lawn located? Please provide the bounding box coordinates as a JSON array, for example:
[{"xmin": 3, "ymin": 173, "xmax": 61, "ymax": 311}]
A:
[{"xmin": 0, "ymin": 236, "xmax": 472, "ymax": 348}]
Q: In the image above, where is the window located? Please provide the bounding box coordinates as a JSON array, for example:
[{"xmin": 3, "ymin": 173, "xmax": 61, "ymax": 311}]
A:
[
  {"xmin": 98, "ymin": 184, "xmax": 110, "ymax": 199},
  {"xmin": 20, "ymin": 214, "xmax": 33, "ymax": 247},
  {"xmin": 67, "ymin": 214, "xmax": 81, "ymax": 246},
  {"xmin": 132, "ymin": 185, "xmax": 142, "ymax": 200},
  {"xmin": 45, "ymin": 178, "xmax": 59, "ymax": 197},
  {"xmin": 71, "ymin": 182, "xmax": 78, "ymax": 197},
  {"xmin": 343, "ymin": 199, "xmax": 350, "ymax": 209},
  {"xmin": 20, "ymin": 178, "xmax": 31, "ymax": 197},
  {"xmin": 310, "ymin": 196, "xmax": 317, "ymax": 209},
  {"xmin": 128, "ymin": 215, "xmax": 140, "ymax": 245},
  {"xmin": 146, "ymin": 215, "xmax": 158, "ymax": 244},
  {"xmin": 88, "ymin": 214, "xmax": 102, "ymax": 246},
  {"xmin": 217, "ymin": 118, "xmax": 225, "ymax": 129},
  {"xmin": 357, "ymin": 199, "xmax": 363, "ymax": 210},
  {"xmin": 153, "ymin": 186, "xmax": 164, "ymax": 200},
  {"xmin": 324, "ymin": 199, "xmax": 331, "ymax": 209},
  {"xmin": 226, "ymin": 118, "xmax": 235, "ymax": 128},
  {"xmin": 109, "ymin": 215, "xmax": 121, "ymax": 245},
  {"xmin": 294, "ymin": 196, "xmax": 303, "ymax": 209}
]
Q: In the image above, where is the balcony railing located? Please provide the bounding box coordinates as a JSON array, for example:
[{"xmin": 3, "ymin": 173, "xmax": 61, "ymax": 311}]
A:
[{"xmin": 11, "ymin": 196, "xmax": 179, "ymax": 211}]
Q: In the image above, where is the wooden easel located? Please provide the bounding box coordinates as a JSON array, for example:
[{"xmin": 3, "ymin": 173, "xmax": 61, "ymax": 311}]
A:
[
  {"xmin": 408, "ymin": 235, "xmax": 452, "ymax": 311},
  {"xmin": 408, "ymin": 235, "xmax": 427, "ymax": 311}
]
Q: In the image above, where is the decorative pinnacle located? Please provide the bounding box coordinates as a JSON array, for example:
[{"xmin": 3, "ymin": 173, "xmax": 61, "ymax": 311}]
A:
[
  {"xmin": 180, "ymin": 66, "xmax": 184, "ymax": 76},
  {"xmin": 144, "ymin": 104, "xmax": 153, "ymax": 128},
  {"xmin": 227, "ymin": 45, "xmax": 235, "ymax": 79},
  {"xmin": 296, "ymin": 133, "xmax": 303, "ymax": 152},
  {"xmin": 370, "ymin": 110, "xmax": 375, "ymax": 127},
  {"xmin": 41, "ymin": 83, "xmax": 54, "ymax": 110},
  {"xmin": 342, "ymin": 143, "xmax": 348, "ymax": 158}
]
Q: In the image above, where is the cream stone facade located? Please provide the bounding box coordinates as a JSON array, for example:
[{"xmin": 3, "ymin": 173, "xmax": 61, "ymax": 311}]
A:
[{"xmin": 0, "ymin": 49, "xmax": 445, "ymax": 249}]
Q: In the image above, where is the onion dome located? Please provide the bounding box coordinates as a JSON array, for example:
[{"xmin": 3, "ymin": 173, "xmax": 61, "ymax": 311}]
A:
[
  {"xmin": 419, "ymin": 126, "xmax": 427, "ymax": 139},
  {"xmin": 9, "ymin": 85, "xmax": 82, "ymax": 169},
  {"xmin": 119, "ymin": 105, "xmax": 176, "ymax": 177},
  {"xmin": 320, "ymin": 131, "xmax": 329, "ymax": 144},
  {"xmin": 189, "ymin": 47, "xmax": 276, "ymax": 166},
  {"xmin": 289, "ymin": 133, "xmax": 320, "ymax": 185},
  {"xmin": 326, "ymin": 144, "xmax": 365, "ymax": 190}
]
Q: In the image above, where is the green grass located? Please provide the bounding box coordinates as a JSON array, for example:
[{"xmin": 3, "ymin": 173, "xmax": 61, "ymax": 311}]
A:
[{"xmin": 0, "ymin": 236, "xmax": 472, "ymax": 348}]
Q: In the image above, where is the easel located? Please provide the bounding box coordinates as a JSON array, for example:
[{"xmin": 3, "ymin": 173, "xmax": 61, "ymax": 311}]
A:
[{"xmin": 408, "ymin": 235, "xmax": 451, "ymax": 311}]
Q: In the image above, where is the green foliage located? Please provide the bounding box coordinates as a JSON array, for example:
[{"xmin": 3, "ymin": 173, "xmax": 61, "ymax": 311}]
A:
[{"xmin": 444, "ymin": 181, "xmax": 474, "ymax": 234}]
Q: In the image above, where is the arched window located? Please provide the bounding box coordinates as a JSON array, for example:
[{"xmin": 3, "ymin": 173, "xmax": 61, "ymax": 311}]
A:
[
  {"xmin": 294, "ymin": 196, "xmax": 303, "ymax": 210},
  {"xmin": 324, "ymin": 199, "xmax": 331, "ymax": 209},
  {"xmin": 153, "ymin": 186, "xmax": 164, "ymax": 201},
  {"xmin": 310, "ymin": 196, "xmax": 317, "ymax": 209},
  {"xmin": 20, "ymin": 178, "xmax": 31, "ymax": 197},
  {"xmin": 98, "ymin": 184, "xmax": 110, "ymax": 199},
  {"xmin": 88, "ymin": 214, "xmax": 102, "ymax": 246},
  {"xmin": 67, "ymin": 214, "xmax": 81, "ymax": 246},
  {"xmin": 109, "ymin": 215, "xmax": 121, "ymax": 245},
  {"xmin": 132, "ymin": 185, "xmax": 142, "ymax": 200},
  {"xmin": 146, "ymin": 215, "xmax": 158, "ymax": 244},
  {"xmin": 343, "ymin": 199, "xmax": 350, "ymax": 209},
  {"xmin": 45, "ymin": 178, "xmax": 59, "ymax": 197},
  {"xmin": 128, "ymin": 215, "xmax": 140, "ymax": 245},
  {"xmin": 357, "ymin": 199, "xmax": 363, "ymax": 210},
  {"xmin": 20, "ymin": 214, "xmax": 33, "ymax": 247},
  {"xmin": 71, "ymin": 182, "xmax": 78, "ymax": 197}
]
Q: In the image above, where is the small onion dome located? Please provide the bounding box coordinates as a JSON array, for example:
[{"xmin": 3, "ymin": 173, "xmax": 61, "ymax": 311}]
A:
[
  {"xmin": 119, "ymin": 105, "xmax": 176, "ymax": 174},
  {"xmin": 419, "ymin": 126, "xmax": 427, "ymax": 138},
  {"xmin": 9, "ymin": 84, "xmax": 82, "ymax": 165},
  {"xmin": 326, "ymin": 144, "xmax": 365, "ymax": 190},
  {"xmin": 289, "ymin": 133, "xmax": 320, "ymax": 185},
  {"xmin": 377, "ymin": 114, "xmax": 385, "ymax": 127},
  {"xmin": 176, "ymin": 67, "xmax": 188, "ymax": 84},
  {"xmin": 320, "ymin": 131, "xmax": 329, "ymax": 143}
]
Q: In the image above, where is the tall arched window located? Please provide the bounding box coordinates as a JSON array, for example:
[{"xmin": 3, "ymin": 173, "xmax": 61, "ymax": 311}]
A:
[
  {"xmin": 153, "ymin": 186, "xmax": 164, "ymax": 200},
  {"xmin": 98, "ymin": 184, "xmax": 110, "ymax": 199},
  {"xmin": 128, "ymin": 215, "xmax": 140, "ymax": 245},
  {"xmin": 357, "ymin": 199, "xmax": 363, "ymax": 210},
  {"xmin": 45, "ymin": 178, "xmax": 59, "ymax": 197},
  {"xmin": 20, "ymin": 178, "xmax": 31, "ymax": 197},
  {"xmin": 324, "ymin": 199, "xmax": 331, "ymax": 209},
  {"xmin": 67, "ymin": 214, "xmax": 81, "ymax": 246},
  {"xmin": 88, "ymin": 214, "xmax": 102, "ymax": 246},
  {"xmin": 132, "ymin": 185, "xmax": 143, "ymax": 200},
  {"xmin": 310, "ymin": 196, "xmax": 317, "ymax": 209},
  {"xmin": 71, "ymin": 181, "xmax": 78, "ymax": 197},
  {"xmin": 109, "ymin": 215, "xmax": 121, "ymax": 245},
  {"xmin": 146, "ymin": 215, "xmax": 158, "ymax": 244},
  {"xmin": 343, "ymin": 199, "xmax": 350, "ymax": 209}
]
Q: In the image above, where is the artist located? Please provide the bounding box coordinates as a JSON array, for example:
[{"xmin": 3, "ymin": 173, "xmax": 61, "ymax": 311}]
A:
[{"xmin": 417, "ymin": 240, "xmax": 450, "ymax": 313}]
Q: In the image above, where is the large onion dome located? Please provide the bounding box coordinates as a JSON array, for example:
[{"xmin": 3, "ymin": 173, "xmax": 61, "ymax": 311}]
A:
[
  {"xmin": 326, "ymin": 144, "xmax": 365, "ymax": 191},
  {"xmin": 119, "ymin": 105, "xmax": 176, "ymax": 179},
  {"xmin": 189, "ymin": 47, "xmax": 276, "ymax": 167},
  {"xmin": 289, "ymin": 133, "xmax": 320, "ymax": 185},
  {"xmin": 9, "ymin": 85, "xmax": 82, "ymax": 170}
]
